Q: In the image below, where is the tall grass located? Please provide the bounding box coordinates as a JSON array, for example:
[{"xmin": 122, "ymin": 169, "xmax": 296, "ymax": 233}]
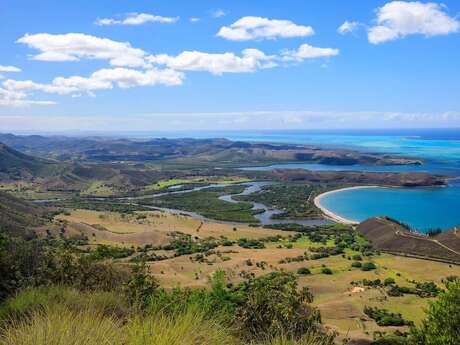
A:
[
  {"xmin": 0, "ymin": 286, "xmax": 129, "ymax": 322},
  {"xmin": 0, "ymin": 286, "xmax": 335, "ymax": 345},
  {"xmin": 253, "ymin": 333, "xmax": 336, "ymax": 345},
  {"xmin": 126, "ymin": 308, "xmax": 237, "ymax": 345},
  {"xmin": 0, "ymin": 305, "xmax": 123, "ymax": 345}
]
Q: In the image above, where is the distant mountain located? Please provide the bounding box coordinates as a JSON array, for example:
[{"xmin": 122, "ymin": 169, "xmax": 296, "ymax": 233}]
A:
[
  {"xmin": 0, "ymin": 133, "xmax": 422, "ymax": 166},
  {"xmin": 0, "ymin": 142, "xmax": 63, "ymax": 179}
]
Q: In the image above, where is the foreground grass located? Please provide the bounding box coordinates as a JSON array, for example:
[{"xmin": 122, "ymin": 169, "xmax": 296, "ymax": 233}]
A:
[{"xmin": 0, "ymin": 286, "xmax": 334, "ymax": 345}]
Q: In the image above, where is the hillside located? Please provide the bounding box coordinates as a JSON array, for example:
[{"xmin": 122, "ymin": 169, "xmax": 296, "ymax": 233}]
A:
[
  {"xmin": 0, "ymin": 191, "xmax": 47, "ymax": 237},
  {"xmin": 0, "ymin": 143, "xmax": 62, "ymax": 179},
  {"xmin": 357, "ymin": 217, "xmax": 460, "ymax": 263}
]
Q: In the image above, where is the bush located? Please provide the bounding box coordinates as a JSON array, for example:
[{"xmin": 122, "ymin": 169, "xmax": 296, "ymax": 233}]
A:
[
  {"xmin": 234, "ymin": 272, "xmax": 326, "ymax": 340},
  {"xmin": 384, "ymin": 278, "xmax": 396, "ymax": 286},
  {"xmin": 125, "ymin": 261, "xmax": 159, "ymax": 308},
  {"xmin": 372, "ymin": 334, "xmax": 408, "ymax": 345},
  {"xmin": 321, "ymin": 268, "xmax": 332, "ymax": 275},
  {"xmin": 351, "ymin": 261, "xmax": 362, "ymax": 268},
  {"xmin": 361, "ymin": 262, "xmax": 377, "ymax": 271},
  {"xmin": 297, "ymin": 267, "xmax": 311, "ymax": 275},
  {"xmin": 364, "ymin": 306, "xmax": 412, "ymax": 327}
]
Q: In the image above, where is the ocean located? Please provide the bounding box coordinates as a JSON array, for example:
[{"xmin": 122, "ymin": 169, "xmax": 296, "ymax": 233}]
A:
[{"xmin": 148, "ymin": 128, "xmax": 460, "ymax": 232}]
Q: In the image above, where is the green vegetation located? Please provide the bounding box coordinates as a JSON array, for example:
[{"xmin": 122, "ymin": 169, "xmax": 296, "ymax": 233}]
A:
[
  {"xmin": 145, "ymin": 185, "xmax": 262, "ymax": 222},
  {"xmin": 234, "ymin": 183, "xmax": 323, "ymax": 219},
  {"xmin": 364, "ymin": 306, "xmax": 413, "ymax": 327},
  {"xmin": 410, "ymin": 280, "xmax": 460, "ymax": 345},
  {"xmin": 46, "ymin": 198, "xmax": 150, "ymax": 213},
  {"xmin": 361, "ymin": 262, "xmax": 377, "ymax": 271},
  {"xmin": 297, "ymin": 267, "xmax": 311, "ymax": 275},
  {"xmin": 0, "ymin": 245, "xmax": 336, "ymax": 345},
  {"xmin": 144, "ymin": 176, "xmax": 251, "ymax": 191},
  {"xmin": 89, "ymin": 244, "xmax": 135, "ymax": 260}
]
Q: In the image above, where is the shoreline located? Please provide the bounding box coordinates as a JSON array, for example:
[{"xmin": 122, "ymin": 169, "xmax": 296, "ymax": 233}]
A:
[{"xmin": 314, "ymin": 186, "xmax": 380, "ymax": 225}]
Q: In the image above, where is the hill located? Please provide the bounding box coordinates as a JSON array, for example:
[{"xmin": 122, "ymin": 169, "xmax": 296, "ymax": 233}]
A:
[
  {"xmin": 0, "ymin": 191, "xmax": 47, "ymax": 237},
  {"xmin": 0, "ymin": 143, "xmax": 62, "ymax": 179},
  {"xmin": 357, "ymin": 217, "xmax": 460, "ymax": 264}
]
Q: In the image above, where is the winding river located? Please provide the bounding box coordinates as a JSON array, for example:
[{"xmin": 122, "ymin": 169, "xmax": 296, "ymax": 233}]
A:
[{"xmin": 122, "ymin": 181, "xmax": 332, "ymax": 226}]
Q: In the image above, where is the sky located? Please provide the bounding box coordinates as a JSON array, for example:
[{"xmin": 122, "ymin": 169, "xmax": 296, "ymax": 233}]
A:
[{"xmin": 1, "ymin": 0, "xmax": 460, "ymax": 132}]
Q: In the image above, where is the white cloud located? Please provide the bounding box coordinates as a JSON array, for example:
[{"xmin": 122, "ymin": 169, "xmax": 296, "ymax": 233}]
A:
[
  {"xmin": 147, "ymin": 49, "xmax": 277, "ymax": 75},
  {"xmin": 368, "ymin": 1, "xmax": 460, "ymax": 44},
  {"xmin": 95, "ymin": 12, "xmax": 178, "ymax": 26},
  {"xmin": 90, "ymin": 67, "xmax": 184, "ymax": 88},
  {"xmin": 211, "ymin": 9, "xmax": 226, "ymax": 18},
  {"xmin": 281, "ymin": 44, "xmax": 339, "ymax": 62},
  {"xmin": 217, "ymin": 16, "xmax": 314, "ymax": 41},
  {"xmin": 338, "ymin": 21, "xmax": 361, "ymax": 35},
  {"xmin": 17, "ymin": 33, "xmax": 148, "ymax": 67},
  {"xmin": 2, "ymin": 67, "xmax": 184, "ymax": 101},
  {"xmin": 0, "ymin": 87, "xmax": 55, "ymax": 107},
  {"xmin": 190, "ymin": 17, "xmax": 200, "ymax": 23},
  {"xmin": 0, "ymin": 65, "xmax": 21, "ymax": 73}
]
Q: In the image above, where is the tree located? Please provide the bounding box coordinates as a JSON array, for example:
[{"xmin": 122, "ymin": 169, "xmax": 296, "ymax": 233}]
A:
[
  {"xmin": 234, "ymin": 272, "xmax": 327, "ymax": 339},
  {"xmin": 410, "ymin": 280, "xmax": 460, "ymax": 345},
  {"xmin": 125, "ymin": 261, "xmax": 159, "ymax": 308}
]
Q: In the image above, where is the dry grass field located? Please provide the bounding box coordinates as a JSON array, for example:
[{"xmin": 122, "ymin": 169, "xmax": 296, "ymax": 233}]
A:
[
  {"xmin": 53, "ymin": 209, "xmax": 460, "ymax": 342},
  {"xmin": 56, "ymin": 209, "xmax": 291, "ymax": 246}
]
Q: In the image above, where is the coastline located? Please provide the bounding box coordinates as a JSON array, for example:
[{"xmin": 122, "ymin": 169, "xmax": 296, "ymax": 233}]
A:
[{"xmin": 314, "ymin": 186, "xmax": 380, "ymax": 225}]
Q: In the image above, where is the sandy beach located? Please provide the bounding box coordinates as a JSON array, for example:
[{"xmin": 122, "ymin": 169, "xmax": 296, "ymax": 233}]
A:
[{"xmin": 314, "ymin": 186, "xmax": 379, "ymax": 225}]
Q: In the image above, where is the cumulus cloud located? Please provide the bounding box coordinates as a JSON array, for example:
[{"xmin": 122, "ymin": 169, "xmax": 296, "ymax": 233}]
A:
[
  {"xmin": 17, "ymin": 33, "xmax": 148, "ymax": 67},
  {"xmin": 281, "ymin": 44, "xmax": 339, "ymax": 62},
  {"xmin": 337, "ymin": 21, "xmax": 361, "ymax": 35},
  {"xmin": 147, "ymin": 49, "xmax": 277, "ymax": 75},
  {"xmin": 217, "ymin": 16, "xmax": 314, "ymax": 41},
  {"xmin": 368, "ymin": 1, "xmax": 460, "ymax": 44},
  {"xmin": 3, "ymin": 67, "xmax": 184, "ymax": 100},
  {"xmin": 95, "ymin": 12, "xmax": 178, "ymax": 26},
  {"xmin": 190, "ymin": 17, "xmax": 200, "ymax": 23}
]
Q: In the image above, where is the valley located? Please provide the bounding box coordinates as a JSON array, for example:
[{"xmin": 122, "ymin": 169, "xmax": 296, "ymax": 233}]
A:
[{"xmin": 1, "ymin": 133, "xmax": 459, "ymax": 344}]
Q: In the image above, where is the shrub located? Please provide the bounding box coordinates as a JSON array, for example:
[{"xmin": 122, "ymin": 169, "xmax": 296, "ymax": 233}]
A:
[
  {"xmin": 297, "ymin": 267, "xmax": 311, "ymax": 275},
  {"xmin": 321, "ymin": 268, "xmax": 332, "ymax": 275},
  {"xmin": 234, "ymin": 272, "xmax": 327, "ymax": 340},
  {"xmin": 125, "ymin": 261, "xmax": 159, "ymax": 308},
  {"xmin": 384, "ymin": 278, "xmax": 396, "ymax": 286},
  {"xmin": 351, "ymin": 261, "xmax": 362, "ymax": 268},
  {"xmin": 364, "ymin": 306, "xmax": 412, "ymax": 327},
  {"xmin": 361, "ymin": 262, "xmax": 377, "ymax": 271}
]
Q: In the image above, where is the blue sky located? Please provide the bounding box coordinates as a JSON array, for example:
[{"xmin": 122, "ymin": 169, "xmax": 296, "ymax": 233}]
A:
[{"xmin": 1, "ymin": 0, "xmax": 460, "ymax": 132}]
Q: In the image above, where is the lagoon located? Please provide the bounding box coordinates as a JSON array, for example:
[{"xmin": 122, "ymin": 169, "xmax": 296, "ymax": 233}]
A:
[{"xmin": 318, "ymin": 181, "xmax": 460, "ymax": 232}]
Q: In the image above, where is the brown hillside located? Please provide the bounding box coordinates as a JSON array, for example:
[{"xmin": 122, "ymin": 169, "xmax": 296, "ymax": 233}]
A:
[{"xmin": 357, "ymin": 217, "xmax": 460, "ymax": 264}]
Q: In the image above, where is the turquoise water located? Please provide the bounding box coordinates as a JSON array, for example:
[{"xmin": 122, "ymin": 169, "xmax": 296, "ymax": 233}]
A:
[
  {"xmin": 144, "ymin": 129, "xmax": 460, "ymax": 231},
  {"xmin": 319, "ymin": 181, "xmax": 460, "ymax": 232}
]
